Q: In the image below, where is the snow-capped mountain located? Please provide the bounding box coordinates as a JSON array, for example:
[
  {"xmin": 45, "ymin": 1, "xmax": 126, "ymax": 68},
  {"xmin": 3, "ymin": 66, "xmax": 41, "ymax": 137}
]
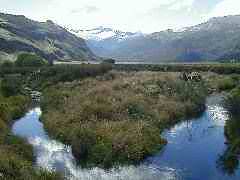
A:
[
  {"xmin": 68, "ymin": 26, "xmax": 143, "ymax": 42},
  {"xmin": 64, "ymin": 15, "xmax": 240, "ymax": 62}
]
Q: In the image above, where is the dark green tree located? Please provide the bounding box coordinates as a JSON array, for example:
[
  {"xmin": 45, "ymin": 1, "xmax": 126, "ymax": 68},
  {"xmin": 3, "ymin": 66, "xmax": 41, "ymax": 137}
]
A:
[{"xmin": 15, "ymin": 53, "xmax": 47, "ymax": 67}]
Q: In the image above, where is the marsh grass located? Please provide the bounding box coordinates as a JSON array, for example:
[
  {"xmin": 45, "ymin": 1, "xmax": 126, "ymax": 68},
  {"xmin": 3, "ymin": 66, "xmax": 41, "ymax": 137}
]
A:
[
  {"xmin": 217, "ymin": 86, "xmax": 240, "ymax": 174},
  {"xmin": 42, "ymin": 71, "xmax": 208, "ymax": 168}
]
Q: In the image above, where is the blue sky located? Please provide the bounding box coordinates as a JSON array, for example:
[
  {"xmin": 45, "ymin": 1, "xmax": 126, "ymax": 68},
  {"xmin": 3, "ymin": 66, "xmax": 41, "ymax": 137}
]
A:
[{"xmin": 1, "ymin": 0, "xmax": 240, "ymax": 33}]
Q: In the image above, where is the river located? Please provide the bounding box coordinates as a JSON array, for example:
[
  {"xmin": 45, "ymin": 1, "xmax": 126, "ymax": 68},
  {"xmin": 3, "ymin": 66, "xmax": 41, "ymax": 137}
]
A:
[{"xmin": 12, "ymin": 95, "xmax": 240, "ymax": 180}]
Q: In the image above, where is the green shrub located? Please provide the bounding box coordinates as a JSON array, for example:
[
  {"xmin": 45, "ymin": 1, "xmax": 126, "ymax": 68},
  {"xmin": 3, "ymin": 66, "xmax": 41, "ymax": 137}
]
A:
[
  {"xmin": 40, "ymin": 63, "xmax": 112, "ymax": 84},
  {"xmin": 0, "ymin": 76, "xmax": 22, "ymax": 97},
  {"xmin": 102, "ymin": 59, "xmax": 116, "ymax": 64},
  {"xmin": 71, "ymin": 121, "xmax": 165, "ymax": 168},
  {"xmin": 0, "ymin": 119, "xmax": 7, "ymax": 141},
  {"xmin": 0, "ymin": 95, "xmax": 30, "ymax": 122},
  {"xmin": 71, "ymin": 125, "xmax": 97, "ymax": 163},
  {"xmin": 218, "ymin": 116, "xmax": 240, "ymax": 175},
  {"xmin": 0, "ymin": 101, "xmax": 11, "ymax": 122},
  {"xmin": 15, "ymin": 53, "xmax": 47, "ymax": 67},
  {"xmin": 225, "ymin": 87, "xmax": 240, "ymax": 116},
  {"xmin": 219, "ymin": 86, "xmax": 240, "ymax": 174},
  {"xmin": 0, "ymin": 149, "xmax": 63, "ymax": 180},
  {"xmin": 3, "ymin": 135, "xmax": 34, "ymax": 162},
  {"xmin": 217, "ymin": 77, "xmax": 237, "ymax": 91}
]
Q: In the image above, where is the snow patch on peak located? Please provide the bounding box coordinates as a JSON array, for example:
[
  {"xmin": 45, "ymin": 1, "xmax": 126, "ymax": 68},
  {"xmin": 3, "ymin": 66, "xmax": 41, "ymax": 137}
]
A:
[{"xmin": 66, "ymin": 26, "xmax": 143, "ymax": 42}]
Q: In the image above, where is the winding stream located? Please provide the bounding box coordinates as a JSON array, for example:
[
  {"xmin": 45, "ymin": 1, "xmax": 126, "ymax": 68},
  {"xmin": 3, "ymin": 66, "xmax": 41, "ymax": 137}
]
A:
[{"xmin": 12, "ymin": 95, "xmax": 240, "ymax": 180}]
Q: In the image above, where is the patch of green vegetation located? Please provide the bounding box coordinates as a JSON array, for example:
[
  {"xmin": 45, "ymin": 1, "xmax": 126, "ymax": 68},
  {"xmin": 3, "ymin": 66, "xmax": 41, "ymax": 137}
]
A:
[
  {"xmin": 225, "ymin": 87, "xmax": 240, "ymax": 115},
  {"xmin": 217, "ymin": 76, "xmax": 238, "ymax": 91},
  {"xmin": 114, "ymin": 63, "xmax": 240, "ymax": 74},
  {"xmin": 102, "ymin": 58, "xmax": 116, "ymax": 64},
  {"xmin": 218, "ymin": 87, "xmax": 240, "ymax": 174},
  {"xmin": 0, "ymin": 148, "xmax": 62, "ymax": 180},
  {"xmin": 15, "ymin": 53, "xmax": 48, "ymax": 67},
  {"xmin": 41, "ymin": 71, "xmax": 208, "ymax": 168},
  {"xmin": 0, "ymin": 75, "xmax": 22, "ymax": 97},
  {"xmin": 39, "ymin": 63, "xmax": 113, "ymax": 85},
  {"xmin": 202, "ymin": 73, "xmax": 240, "ymax": 93}
]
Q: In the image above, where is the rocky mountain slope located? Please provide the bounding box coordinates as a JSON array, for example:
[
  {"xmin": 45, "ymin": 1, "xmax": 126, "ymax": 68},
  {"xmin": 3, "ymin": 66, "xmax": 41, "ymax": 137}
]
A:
[
  {"xmin": 0, "ymin": 13, "xmax": 97, "ymax": 62},
  {"xmin": 76, "ymin": 15, "xmax": 240, "ymax": 62}
]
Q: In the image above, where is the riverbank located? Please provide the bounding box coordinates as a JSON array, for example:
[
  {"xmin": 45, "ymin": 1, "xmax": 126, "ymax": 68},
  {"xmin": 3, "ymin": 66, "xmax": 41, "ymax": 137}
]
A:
[
  {"xmin": 219, "ymin": 87, "xmax": 240, "ymax": 174},
  {"xmin": 12, "ymin": 94, "xmax": 238, "ymax": 180},
  {"xmin": 4, "ymin": 64, "xmax": 240, "ymax": 178},
  {"xmin": 41, "ymin": 71, "xmax": 208, "ymax": 168},
  {"xmin": 0, "ymin": 82, "xmax": 62, "ymax": 179}
]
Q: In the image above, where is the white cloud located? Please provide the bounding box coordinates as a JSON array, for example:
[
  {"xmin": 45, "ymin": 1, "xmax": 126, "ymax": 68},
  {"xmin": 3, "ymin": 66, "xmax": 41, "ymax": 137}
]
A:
[
  {"xmin": 2, "ymin": 0, "xmax": 237, "ymax": 33},
  {"xmin": 168, "ymin": 0, "xmax": 194, "ymax": 11},
  {"xmin": 208, "ymin": 0, "xmax": 240, "ymax": 18},
  {"xmin": 23, "ymin": 0, "xmax": 193, "ymax": 32}
]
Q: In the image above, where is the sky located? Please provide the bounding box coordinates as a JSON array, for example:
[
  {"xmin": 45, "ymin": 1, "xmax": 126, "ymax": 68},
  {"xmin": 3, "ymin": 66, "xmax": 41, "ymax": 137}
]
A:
[{"xmin": 1, "ymin": 0, "xmax": 240, "ymax": 33}]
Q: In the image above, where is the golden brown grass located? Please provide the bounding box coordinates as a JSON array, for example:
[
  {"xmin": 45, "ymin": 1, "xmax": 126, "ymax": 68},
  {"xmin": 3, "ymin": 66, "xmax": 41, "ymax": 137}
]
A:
[{"xmin": 42, "ymin": 71, "xmax": 207, "ymax": 168}]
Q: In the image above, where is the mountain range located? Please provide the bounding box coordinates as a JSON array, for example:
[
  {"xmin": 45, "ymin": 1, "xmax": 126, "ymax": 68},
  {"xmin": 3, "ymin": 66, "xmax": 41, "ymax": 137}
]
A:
[
  {"xmin": 68, "ymin": 26, "xmax": 144, "ymax": 59},
  {"xmin": 0, "ymin": 13, "xmax": 97, "ymax": 62},
  {"xmin": 1, "ymin": 12, "xmax": 240, "ymax": 63},
  {"xmin": 70, "ymin": 15, "xmax": 240, "ymax": 63}
]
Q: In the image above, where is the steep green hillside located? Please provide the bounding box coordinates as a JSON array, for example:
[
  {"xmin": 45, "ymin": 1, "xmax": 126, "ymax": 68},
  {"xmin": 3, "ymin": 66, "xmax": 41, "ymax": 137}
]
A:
[{"xmin": 0, "ymin": 13, "xmax": 97, "ymax": 62}]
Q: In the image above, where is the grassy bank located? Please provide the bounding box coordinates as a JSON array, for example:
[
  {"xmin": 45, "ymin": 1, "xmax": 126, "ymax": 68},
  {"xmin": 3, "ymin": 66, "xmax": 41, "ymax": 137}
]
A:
[
  {"xmin": 218, "ymin": 86, "xmax": 240, "ymax": 174},
  {"xmin": 41, "ymin": 71, "xmax": 208, "ymax": 168},
  {"xmin": 0, "ymin": 81, "xmax": 62, "ymax": 179}
]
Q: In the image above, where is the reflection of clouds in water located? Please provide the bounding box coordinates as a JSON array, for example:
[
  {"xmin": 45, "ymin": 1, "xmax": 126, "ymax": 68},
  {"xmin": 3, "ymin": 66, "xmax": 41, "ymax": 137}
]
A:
[
  {"xmin": 166, "ymin": 121, "xmax": 193, "ymax": 140},
  {"xmin": 29, "ymin": 137, "xmax": 73, "ymax": 172},
  {"xmin": 165, "ymin": 101, "xmax": 228, "ymax": 143},
  {"xmin": 207, "ymin": 105, "xmax": 228, "ymax": 127},
  {"xmin": 12, "ymin": 95, "xmax": 234, "ymax": 180},
  {"xmin": 69, "ymin": 165, "xmax": 178, "ymax": 180},
  {"xmin": 166, "ymin": 121, "xmax": 196, "ymax": 145},
  {"xmin": 29, "ymin": 137, "xmax": 178, "ymax": 180},
  {"xmin": 27, "ymin": 107, "xmax": 42, "ymax": 116},
  {"xmin": 34, "ymin": 107, "xmax": 42, "ymax": 116}
]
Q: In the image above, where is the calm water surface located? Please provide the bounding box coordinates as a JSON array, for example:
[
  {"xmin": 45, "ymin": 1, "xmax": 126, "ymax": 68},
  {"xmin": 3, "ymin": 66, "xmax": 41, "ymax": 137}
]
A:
[{"xmin": 12, "ymin": 95, "xmax": 240, "ymax": 180}]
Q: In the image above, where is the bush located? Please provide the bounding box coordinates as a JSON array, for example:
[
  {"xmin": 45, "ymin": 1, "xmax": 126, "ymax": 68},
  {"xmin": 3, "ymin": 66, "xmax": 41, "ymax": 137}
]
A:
[
  {"xmin": 102, "ymin": 59, "xmax": 116, "ymax": 64},
  {"xmin": 218, "ymin": 116, "xmax": 240, "ymax": 175},
  {"xmin": 3, "ymin": 135, "xmax": 34, "ymax": 162},
  {"xmin": 224, "ymin": 87, "xmax": 240, "ymax": 116},
  {"xmin": 0, "ymin": 149, "xmax": 63, "ymax": 180},
  {"xmin": 219, "ymin": 86, "xmax": 240, "ymax": 174},
  {"xmin": 0, "ymin": 95, "xmax": 30, "ymax": 123},
  {"xmin": 15, "ymin": 53, "xmax": 47, "ymax": 67},
  {"xmin": 0, "ymin": 76, "xmax": 22, "ymax": 97},
  {"xmin": 217, "ymin": 77, "xmax": 237, "ymax": 91},
  {"xmin": 71, "ymin": 121, "xmax": 165, "ymax": 168},
  {"xmin": 39, "ymin": 64, "xmax": 112, "ymax": 84}
]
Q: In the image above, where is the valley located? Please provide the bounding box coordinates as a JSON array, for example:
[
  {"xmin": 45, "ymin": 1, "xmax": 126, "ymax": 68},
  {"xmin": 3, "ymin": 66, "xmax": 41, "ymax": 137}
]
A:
[{"xmin": 1, "ymin": 7, "xmax": 240, "ymax": 180}]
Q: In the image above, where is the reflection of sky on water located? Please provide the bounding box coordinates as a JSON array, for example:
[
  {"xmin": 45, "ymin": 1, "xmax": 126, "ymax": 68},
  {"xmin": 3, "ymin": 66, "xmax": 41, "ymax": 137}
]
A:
[
  {"xmin": 12, "ymin": 95, "xmax": 240, "ymax": 180},
  {"xmin": 12, "ymin": 108, "xmax": 179, "ymax": 180},
  {"xmin": 145, "ymin": 95, "xmax": 240, "ymax": 180}
]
